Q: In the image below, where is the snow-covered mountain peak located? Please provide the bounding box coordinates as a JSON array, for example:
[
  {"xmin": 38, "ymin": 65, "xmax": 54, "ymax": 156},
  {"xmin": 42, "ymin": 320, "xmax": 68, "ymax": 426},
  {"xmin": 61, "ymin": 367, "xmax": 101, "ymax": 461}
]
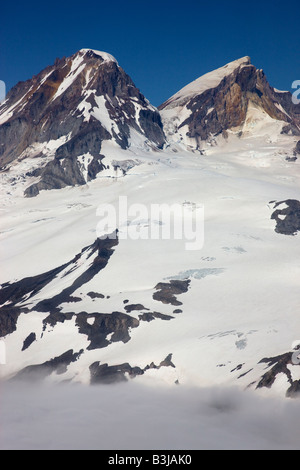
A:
[
  {"xmin": 0, "ymin": 49, "xmax": 165, "ymax": 197},
  {"xmin": 79, "ymin": 48, "xmax": 119, "ymax": 65},
  {"xmin": 225, "ymin": 55, "xmax": 251, "ymax": 66},
  {"xmin": 162, "ymin": 56, "xmax": 252, "ymax": 110},
  {"xmin": 159, "ymin": 56, "xmax": 300, "ymax": 151}
]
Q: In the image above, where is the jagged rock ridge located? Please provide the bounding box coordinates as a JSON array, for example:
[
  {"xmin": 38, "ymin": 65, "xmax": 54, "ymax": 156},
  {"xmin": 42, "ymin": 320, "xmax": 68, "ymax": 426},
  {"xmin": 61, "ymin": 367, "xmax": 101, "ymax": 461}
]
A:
[
  {"xmin": 159, "ymin": 56, "xmax": 300, "ymax": 150},
  {"xmin": 0, "ymin": 49, "xmax": 165, "ymax": 196}
]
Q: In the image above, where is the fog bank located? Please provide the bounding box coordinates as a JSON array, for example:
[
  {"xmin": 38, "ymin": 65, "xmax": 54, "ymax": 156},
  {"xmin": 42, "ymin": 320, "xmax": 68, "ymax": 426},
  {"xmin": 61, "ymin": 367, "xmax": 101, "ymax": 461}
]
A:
[{"xmin": 0, "ymin": 380, "xmax": 299, "ymax": 450}]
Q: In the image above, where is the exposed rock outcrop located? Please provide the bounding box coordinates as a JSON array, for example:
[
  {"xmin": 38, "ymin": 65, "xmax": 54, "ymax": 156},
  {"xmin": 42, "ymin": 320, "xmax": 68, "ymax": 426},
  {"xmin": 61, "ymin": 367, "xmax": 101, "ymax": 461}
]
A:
[
  {"xmin": 294, "ymin": 140, "xmax": 300, "ymax": 155},
  {"xmin": 89, "ymin": 353, "xmax": 176, "ymax": 385},
  {"xmin": 271, "ymin": 199, "xmax": 300, "ymax": 235},
  {"xmin": 255, "ymin": 351, "xmax": 300, "ymax": 398},
  {"xmin": 153, "ymin": 279, "xmax": 190, "ymax": 306}
]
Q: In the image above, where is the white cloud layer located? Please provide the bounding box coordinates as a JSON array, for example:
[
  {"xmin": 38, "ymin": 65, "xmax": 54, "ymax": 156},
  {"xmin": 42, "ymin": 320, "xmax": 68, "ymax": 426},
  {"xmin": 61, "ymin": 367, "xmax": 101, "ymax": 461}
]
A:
[{"xmin": 0, "ymin": 380, "xmax": 300, "ymax": 450}]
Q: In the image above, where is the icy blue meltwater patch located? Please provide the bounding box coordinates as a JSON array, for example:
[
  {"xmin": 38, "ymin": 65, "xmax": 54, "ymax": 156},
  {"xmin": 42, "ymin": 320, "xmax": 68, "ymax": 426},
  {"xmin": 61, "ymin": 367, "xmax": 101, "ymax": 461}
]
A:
[
  {"xmin": 165, "ymin": 268, "xmax": 225, "ymax": 281},
  {"xmin": 222, "ymin": 246, "xmax": 246, "ymax": 254},
  {"xmin": 0, "ymin": 81, "xmax": 6, "ymax": 103}
]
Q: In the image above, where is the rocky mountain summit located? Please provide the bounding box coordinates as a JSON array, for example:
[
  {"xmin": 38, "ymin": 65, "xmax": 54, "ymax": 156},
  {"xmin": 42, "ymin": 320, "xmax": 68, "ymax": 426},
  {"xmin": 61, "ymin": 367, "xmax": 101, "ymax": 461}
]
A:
[
  {"xmin": 0, "ymin": 49, "xmax": 165, "ymax": 196},
  {"xmin": 159, "ymin": 56, "xmax": 300, "ymax": 151}
]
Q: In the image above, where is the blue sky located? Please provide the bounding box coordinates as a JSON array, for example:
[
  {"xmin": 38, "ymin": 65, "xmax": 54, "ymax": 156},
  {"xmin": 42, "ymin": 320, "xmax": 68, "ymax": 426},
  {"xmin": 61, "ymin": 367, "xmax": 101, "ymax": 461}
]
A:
[{"xmin": 1, "ymin": 0, "xmax": 299, "ymax": 106}]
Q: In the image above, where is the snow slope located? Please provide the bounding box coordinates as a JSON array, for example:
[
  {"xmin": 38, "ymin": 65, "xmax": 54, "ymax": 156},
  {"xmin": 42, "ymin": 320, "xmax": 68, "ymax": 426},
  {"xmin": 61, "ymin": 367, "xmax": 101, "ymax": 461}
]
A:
[
  {"xmin": 0, "ymin": 125, "xmax": 299, "ymax": 397},
  {"xmin": 163, "ymin": 56, "xmax": 251, "ymax": 109}
]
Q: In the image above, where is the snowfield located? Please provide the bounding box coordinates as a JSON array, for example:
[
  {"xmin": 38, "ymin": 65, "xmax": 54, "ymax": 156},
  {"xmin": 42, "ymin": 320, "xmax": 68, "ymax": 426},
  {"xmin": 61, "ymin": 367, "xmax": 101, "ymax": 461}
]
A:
[{"xmin": 0, "ymin": 125, "xmax": 299, "ymax": 398}]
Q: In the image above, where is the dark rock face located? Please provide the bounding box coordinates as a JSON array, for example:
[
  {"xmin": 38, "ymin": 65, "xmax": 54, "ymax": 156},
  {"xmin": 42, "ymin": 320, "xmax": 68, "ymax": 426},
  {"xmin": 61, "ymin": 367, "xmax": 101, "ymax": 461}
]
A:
[
  {"xmin": 24, "ymin": 121, "xmax": 109, "ymax": 197},
  {"xmin": 138, "ymin": 311, "xmax": 174, "ymax": 322},
  {"xmin": 14, "ymin": 348, "xmax": 175, "ymax": 385},
  {"xmin": 0, "ymin": 230, "xmax": 183, "ymax": 382},
  {"xmin": 89, "ymin": 353, "xmax": 176, "ymax": 385},
  {"xmin": 286, "ymin": 381, "xmax": 300, "ymax": 398},
  {"xmin": 22, "ymin": 332, "xmax": 36, "ymax": 351},
  {"xmin": 87, "ymin": 291, "xmax": 105, "ymax": 299},
  {"xmin": 294, "ymin": 140, "xmax": 300, "ymax": 155},
  {"xmin": 153, "ymin": 279, "xmax": 190, "ymax": 306},
  {"xmin": 124, "ymin": 303, "xmax": 149, "ymax": 313},
  {"xmin": 0, "ymin": 234, "xmax": 119, "ymax": 311},
  {"xmin": 0, "ymin": 49, "xmax": 165, "ymax": 197},
  {"xmin": 89, "ymin": 361, "xmax": 144, "ymax": 384},
  {"xmin": 159, "ymin": 57, "xmax": 300, "ymax": 148},
  {"xmin": 256, "ymin": 352, "xmax": 300, "ymax": 398},
  {"xmin": 256, "ymin": 353, "xmax": 293, "ymax": 389},
  {"xmin": 75, "ymin": 311, "xmax": 139, "ymax": 350},
  {"xmin": 271, "ymin": 200, "xmax": 300, "ymax": 235},
  {"xmin": 0, "ymin": 305, "xmax": 28, "ymax": 337},
  {"xmin": 13, "ymin": 349, "xmax": 84, "ymax": 381},
  {"xmin": 0, "ymin": 233, "xmax": 119, "ymax": 339}
]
